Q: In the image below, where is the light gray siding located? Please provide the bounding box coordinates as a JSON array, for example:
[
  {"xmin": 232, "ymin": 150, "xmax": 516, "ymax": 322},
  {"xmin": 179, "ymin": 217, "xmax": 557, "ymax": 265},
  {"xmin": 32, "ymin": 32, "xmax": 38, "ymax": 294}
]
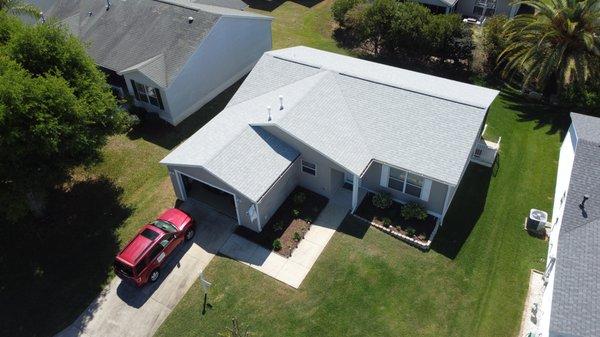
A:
[
  {"xmin": 167, "ymin": 165, "xmax": 256, "ymax": 230},
  {"xmin": 455, "ymin": 0, "xmax": 516, "ymax": 16},
  {"xmin": 261, "ymin": 125, "xmax": 347, "ymax": 199},
  {"xmin": 165, "ymin": 16, "xmax": 272, "ymax": 125},
  {"xmin": 256, "ymin": 159, "xmax": 301, "ymax": 226},
  {"xmin": 361, "ymin": 161, "xmax": 449, "ymax": 216}
]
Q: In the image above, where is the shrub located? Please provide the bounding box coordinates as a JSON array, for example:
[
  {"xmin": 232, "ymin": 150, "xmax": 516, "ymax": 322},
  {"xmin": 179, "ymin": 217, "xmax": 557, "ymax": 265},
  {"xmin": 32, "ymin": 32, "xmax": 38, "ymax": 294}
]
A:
[
  {"xmin": 273, "ymin": 221, "xmax": 284, "ymax": 232},
  {"xmin": 372, "ymin": 192, "xmax": 393, "ymax": 209},
  {"xmin": 405, "ymin": 227, "xmax": 417, "ymax": 237},
  {"xmin": 272, "ymin": 239, "xmax": 282, "ymax": 251},
  {"xmin": 400, "ymin": 202, "xmax": 427, "ymax": 220},
  {"xmin": 292, "ymin": 209, "xmax": 300, "ymax": 218},
  {"xmin": 304, "ymin": 216, "xmax": 313, "ymax": 223},
  {"xmin": 293, "ymin": 191, "xmax": 307, "ymax": 205},
  {"xmin": 332, "ymin": 0, "xmax": 363, "ymax": 26},
  {"xmin": 293, "ymin": 232, "xmax": 302, "ymax": 242},
  {"xmin": 382, "ymin": 217, "xmax": 392, "ymax": 228}
]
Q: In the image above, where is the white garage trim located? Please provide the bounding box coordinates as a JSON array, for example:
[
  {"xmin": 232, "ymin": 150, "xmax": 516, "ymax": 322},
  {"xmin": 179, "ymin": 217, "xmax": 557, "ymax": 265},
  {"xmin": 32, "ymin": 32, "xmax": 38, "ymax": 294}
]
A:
[{"xmin": 175, "ymin": 169, "xmax": 242, "ymax": 227}]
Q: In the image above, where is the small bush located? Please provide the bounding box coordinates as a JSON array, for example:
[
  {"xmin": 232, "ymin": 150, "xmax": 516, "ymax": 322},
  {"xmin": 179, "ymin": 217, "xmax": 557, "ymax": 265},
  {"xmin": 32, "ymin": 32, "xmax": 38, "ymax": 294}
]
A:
[
  {"xmin": 405, "ymin": 227, "xmax": 416, "ymax": 237},
  {"xmin": 293, "ymin": 192, "xmax": 307, "ymax": 205},
  {"xmin": 382, "ymin": 217, "xmax": 392, "ymax": 228},
  {"xmin": 272, "ymin": 239, "xmax": 282, "ymax": 251},
  {"xmin": 400, "ymin": 202, "xmax": 427, "ymax": 220},
  {"xmin": 273, "ymin": 221, "xmax": 284, "ymax": 232},
  {"xmin": 293, "ymin": 232, "xmax": 302, "ymax": 242},
  {"xmin": 304, "ymin": 216, "xmax": 313, "ymax": 223},
  {"xmin": 292, "ymin": 209, "xmax": 300, "ymax": 218},
  {"xmin": 372, "ymin": 192, "xmax": 393, "ymax": 209}
]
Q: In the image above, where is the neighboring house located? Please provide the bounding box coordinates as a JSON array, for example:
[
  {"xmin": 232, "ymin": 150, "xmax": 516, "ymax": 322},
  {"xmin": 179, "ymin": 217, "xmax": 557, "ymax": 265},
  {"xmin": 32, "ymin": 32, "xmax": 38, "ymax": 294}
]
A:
[
  {"xmin": 537, "ymin": 113, "xmax": 600, "ymax": 337},
  {"xmin": 418, "ymin": 0, "xmax": 523, "ymax": 17},
  {"xmin": 34, "ymin": 0, "xmax": 272, "ymax": 125},
  {"xmin": 160, "ymin": 46, "xmax": 499, "ymax": 233}
]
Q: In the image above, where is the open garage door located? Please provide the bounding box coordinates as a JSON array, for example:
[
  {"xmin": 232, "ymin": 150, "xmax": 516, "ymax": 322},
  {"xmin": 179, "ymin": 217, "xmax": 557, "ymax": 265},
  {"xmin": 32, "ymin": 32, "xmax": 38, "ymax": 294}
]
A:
[{"xmin": 180, "ymin": 174, "xmax": 238, "ymax": 221}]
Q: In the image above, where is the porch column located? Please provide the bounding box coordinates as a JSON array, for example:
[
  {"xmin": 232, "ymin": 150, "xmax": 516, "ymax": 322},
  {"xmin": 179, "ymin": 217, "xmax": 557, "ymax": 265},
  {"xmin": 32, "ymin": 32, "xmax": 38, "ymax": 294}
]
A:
[{"xmin": 351, "ymin": 174, "xmax": 360, "ymax": 213}]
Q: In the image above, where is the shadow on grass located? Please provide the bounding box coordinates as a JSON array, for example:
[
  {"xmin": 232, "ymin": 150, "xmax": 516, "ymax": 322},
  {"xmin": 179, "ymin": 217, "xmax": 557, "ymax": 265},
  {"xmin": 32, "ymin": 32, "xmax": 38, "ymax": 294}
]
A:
[
  {"xmin": 337, "ymin": 214, "xmax": 369, "ymax": 240},
  {"xmin": 243, "ymin": 0, "xmax": 324, "ymax": 11},
  {"xmin": 0, "ymin": 178, "xmax": 132, "ymax": 336},
  {"xmin": 500, "ymin": 90, "xmax": 571, "ymax": 139},
  {"xmin": 431, "ymin": 163, "xmax": 492, "ymax": 259},
  {"xmin": 126, "ymin": 79, "xmax": 244, "ymax": 150}
]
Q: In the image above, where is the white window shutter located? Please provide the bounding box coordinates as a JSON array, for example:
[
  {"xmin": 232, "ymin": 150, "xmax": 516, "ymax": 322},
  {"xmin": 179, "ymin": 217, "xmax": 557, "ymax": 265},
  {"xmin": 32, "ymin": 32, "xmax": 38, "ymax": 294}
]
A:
[
  {"xmin": 420, "ymin": 179, "xmax": 432, "ymax": 201},
  {"xmin": 380, "ymin": 165, "xmax": 390, "ymax": 187}
]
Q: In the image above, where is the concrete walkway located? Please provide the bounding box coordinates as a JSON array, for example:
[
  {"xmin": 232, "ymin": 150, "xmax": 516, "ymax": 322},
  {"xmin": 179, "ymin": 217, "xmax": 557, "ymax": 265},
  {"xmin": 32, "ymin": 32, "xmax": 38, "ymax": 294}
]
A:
[
  {"xmin": 220, "ymin": 199, "xmax": 349, "ymax": 288},
  {"xmin": 56, "ymin": 201, "xmax": 236, "ymax": 337}
]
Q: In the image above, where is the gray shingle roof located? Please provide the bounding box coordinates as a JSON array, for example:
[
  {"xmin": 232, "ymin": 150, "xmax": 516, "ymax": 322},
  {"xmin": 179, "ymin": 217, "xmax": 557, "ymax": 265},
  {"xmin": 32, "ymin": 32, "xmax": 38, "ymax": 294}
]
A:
[
  {"xmin": 162, "ymin": 47, "xmax": 498, "ymax": 199},
  {"xmin": 41, "ymin": 0, "xmax": 269, "ymax": 87},
  {"xmin": 550, "ymin": 113, "xmax": 600, "ymax": 337}
]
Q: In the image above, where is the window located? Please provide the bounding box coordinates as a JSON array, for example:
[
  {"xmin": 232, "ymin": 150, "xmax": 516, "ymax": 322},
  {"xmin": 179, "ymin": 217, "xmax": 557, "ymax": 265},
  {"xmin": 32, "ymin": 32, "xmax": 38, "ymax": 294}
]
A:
[
  {"xmin": 388, "ymin": 168, "xmax": 423, "ymax": 197},
  {"xmin": 130, "ymin": 80, "xmax": 164, "ymax": 109},
  {"xmin": 147, "ymin": 244, "xmax": 164, "ymax": 261},
  {"xmin": 302, "ymin": 160, "xmax": 316, "ymax": 176},
  {"xmin": 381, "ymin": 165, "xmax": 432, "ymax": 201}
]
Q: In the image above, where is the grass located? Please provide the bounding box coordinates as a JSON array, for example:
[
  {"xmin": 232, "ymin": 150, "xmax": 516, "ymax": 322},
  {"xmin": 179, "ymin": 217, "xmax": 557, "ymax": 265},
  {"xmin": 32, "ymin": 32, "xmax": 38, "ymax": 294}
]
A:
[{"xmin": 154, "ymin": 92, "xmax": 563, "ymax": 337}]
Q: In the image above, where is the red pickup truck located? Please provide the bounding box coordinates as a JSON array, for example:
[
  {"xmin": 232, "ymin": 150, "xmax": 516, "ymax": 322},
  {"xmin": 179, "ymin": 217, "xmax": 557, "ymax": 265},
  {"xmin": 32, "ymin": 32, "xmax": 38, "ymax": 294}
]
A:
[{"xmin": 114, "ymin": 208, "xmax": 195, "ymax": 287}]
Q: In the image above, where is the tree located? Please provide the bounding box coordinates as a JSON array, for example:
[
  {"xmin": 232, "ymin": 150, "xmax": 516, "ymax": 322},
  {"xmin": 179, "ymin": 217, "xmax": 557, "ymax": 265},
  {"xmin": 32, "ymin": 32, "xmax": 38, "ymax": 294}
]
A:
[
  {"xmin": 0, "ymin": 0, "xmax": 40, "ymax": 18},
  {"xmin": 481, "ymin": 15, "xmax": 508, "ymax": 74},
  {"xmin": 425, "ymin": 14, "xmax": 474, "ymax": 64},
  {"xmin": 331, "ymin": 0, "xmax": 363, "ymax": 27},
  {"xmin": 0, "ymin": 17, "xmax": 130, "ymax": 220},
  {"xmin": 499, "ymin": 0, "xmax": 600, "ymax": 94},
  {"xmin": 389, "ymin": 2, "xmax": 432, "ymax": 57}
]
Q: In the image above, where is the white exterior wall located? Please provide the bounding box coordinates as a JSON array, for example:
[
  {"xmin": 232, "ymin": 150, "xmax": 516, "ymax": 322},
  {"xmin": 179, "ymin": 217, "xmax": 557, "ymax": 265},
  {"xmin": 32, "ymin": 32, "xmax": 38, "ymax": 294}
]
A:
[
  {"xmin": 538, "ymin": 125, "xmax": 577, "ymax": 337},
  {"xmin": 164, "ymin": 16, "xmax": 272, "ymax": 125}
]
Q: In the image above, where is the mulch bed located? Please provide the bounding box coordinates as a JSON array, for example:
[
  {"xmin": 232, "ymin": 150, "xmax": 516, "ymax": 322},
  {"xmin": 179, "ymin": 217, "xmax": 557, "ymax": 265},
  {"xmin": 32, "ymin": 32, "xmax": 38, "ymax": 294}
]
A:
[
  {"xmin": 355, "ymin": 192, "xmax": 437, "ymax": 243},
  {"xmin": 235, "ymin": 186, "xmax": 328, "ymax": 258}
]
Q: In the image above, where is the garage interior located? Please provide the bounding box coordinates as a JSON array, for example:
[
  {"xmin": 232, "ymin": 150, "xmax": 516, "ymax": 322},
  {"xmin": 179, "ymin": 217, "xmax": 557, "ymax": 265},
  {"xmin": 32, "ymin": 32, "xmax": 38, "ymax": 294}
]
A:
[{"xmin": 181, "ymin": 175, "xmax": 238, "ymax": 220}]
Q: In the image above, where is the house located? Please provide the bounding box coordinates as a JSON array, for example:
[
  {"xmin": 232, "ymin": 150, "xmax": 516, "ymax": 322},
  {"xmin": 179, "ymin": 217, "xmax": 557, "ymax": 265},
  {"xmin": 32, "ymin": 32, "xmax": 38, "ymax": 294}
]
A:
[
  {"xmin": 34, "ymin": 0, "xmax": 272, "ymax": 125},
  {"xmin": 418, "ymin": 0, "xmax": 524, "ymax": 18},
  {"xmin": 537, "ymin": 113, "xmax": 600, "ymax": 337},
  {"xmin": 160, "ymin": 46, "xmax": 499, "ymax": 233}
]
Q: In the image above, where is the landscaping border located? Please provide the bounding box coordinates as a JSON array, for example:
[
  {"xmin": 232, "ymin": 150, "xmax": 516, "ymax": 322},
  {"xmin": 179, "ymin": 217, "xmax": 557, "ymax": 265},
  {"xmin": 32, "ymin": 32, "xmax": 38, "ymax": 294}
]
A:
[{"xmin": 352, "ymin": 214, "xmax": 441, "ymax": 250}]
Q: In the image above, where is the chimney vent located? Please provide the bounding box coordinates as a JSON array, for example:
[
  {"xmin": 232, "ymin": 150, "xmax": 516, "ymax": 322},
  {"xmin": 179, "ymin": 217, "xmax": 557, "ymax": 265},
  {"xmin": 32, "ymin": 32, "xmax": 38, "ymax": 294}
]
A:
[
  {"xmin": 278, "ymin": 95, "xmax": 283, "ymax": 110},
  {"xmin": 106, "ymin": 0, "xmax": 111, "ymax": 10},
  {"xmin": 267, "ymin": 106, "xmax": 272, "ymax": 121},
  {"xmin": 188, "ymin": 16, "xmax": 194, "ymax": 23},
  {"xmin": 88, "ymin": 11, "xmax": 93, "ymax": 16}
]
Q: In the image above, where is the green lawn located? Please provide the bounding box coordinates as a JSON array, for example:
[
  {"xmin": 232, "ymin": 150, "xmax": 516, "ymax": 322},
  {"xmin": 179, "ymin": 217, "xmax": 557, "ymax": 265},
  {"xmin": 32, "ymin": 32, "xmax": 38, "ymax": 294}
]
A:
[
  {"xmin": 155, "ymin": 93, "xmax": 562, "ymax": 337},
  {"xmin": 1, "ymin": 0, "xmax": 567, "ymax": 336}
]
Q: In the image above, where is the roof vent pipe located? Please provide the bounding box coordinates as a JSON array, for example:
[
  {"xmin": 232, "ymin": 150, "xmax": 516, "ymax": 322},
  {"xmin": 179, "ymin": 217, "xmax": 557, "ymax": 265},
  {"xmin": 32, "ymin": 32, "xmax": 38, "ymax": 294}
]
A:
[
  {"xmin": 278, "ymin": 95, "xmax": 283, "ymax": 110},
  {"xmin": 188, "ymin": 16, "xmax": 194, "ymax": 23},
  {"xmin": 106, "ymin": 0, "xmax": 111, "ymax": 10},
  {"xmin": 88, "ymin": 11, "xmax": 93, "ymax": 16},
  {"xmin": 580, "ymin": 194, "xmax": 590, "ymax": 209},
  {"xmin": 267, "ymin": 106, "xmax": 272, "ymax": 121},
  {"xmin": 39, "ymin": 11, "xmax": 45, "ymax": 23}
]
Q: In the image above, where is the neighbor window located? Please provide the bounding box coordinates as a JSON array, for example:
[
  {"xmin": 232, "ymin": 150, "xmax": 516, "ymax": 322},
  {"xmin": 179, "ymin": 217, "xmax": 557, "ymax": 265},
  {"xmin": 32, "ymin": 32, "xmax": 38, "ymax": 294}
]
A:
[
  {"xmin": 131, "ymin": 80, "xmax": 164, "ymax": 109},
  {"xmin": 301, "ymin": 160, "xmax": 316, "ymax": 176},
  {"xmin": 388, "ymin": 168, "xmax": 424, "ymax": 197}
]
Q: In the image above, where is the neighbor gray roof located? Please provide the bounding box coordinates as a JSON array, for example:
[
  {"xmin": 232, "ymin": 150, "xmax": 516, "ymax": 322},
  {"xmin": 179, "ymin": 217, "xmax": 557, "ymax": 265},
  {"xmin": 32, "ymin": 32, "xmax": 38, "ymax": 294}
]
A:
[
  {"xmin": 416, "ymin": 0, "xmax": 460, "ymax": 8},
  {"xmin": 550, "ymin": 113, "xmax": 600, "ymax": 337},
  {"xmin": 161, "ymin": 47, "xmax": 498, "ymax": 200},
  {"xmin": 40, "ymin": 0, "xmax": 269, "ymax": 87}
]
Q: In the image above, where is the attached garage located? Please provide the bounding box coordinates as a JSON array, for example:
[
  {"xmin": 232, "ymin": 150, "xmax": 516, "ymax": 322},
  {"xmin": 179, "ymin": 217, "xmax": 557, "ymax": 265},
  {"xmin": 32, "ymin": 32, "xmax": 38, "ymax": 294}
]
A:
[{"xmin": 180, "ymin": 173, "xmax": 237, "ymax": 220}]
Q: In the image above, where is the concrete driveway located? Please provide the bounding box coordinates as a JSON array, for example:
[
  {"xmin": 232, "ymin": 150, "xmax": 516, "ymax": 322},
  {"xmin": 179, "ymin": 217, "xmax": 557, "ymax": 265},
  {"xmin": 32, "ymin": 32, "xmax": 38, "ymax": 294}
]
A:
[{"xmin": 56, "ymin": 200, "xmax": 236, "ymax": 337}]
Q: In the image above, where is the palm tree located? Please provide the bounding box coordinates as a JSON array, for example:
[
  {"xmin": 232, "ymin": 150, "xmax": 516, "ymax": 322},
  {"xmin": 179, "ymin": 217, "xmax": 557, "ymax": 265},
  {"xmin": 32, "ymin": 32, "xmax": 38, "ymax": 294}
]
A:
[
  {"xmin": 499, "ymin": 0, "xmax": 600, "ymax": 95},
  {"xmin": 0, "ymin": 0, "xmax": 41, "ymax": 18}
]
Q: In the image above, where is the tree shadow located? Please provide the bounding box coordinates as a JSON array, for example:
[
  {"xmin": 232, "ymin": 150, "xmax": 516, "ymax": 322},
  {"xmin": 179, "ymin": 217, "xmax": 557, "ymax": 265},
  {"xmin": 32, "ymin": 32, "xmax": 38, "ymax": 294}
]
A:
[
  {"xmin": 0, "ymin": 178, "xmax": 132, "ymax": 336},
  {"xmin": 431, "ymin": 163, "xmax": 493, "ymax": 259},
  {"xmin": 500, "ymin": 90, "xmax": 571, "ymax": 139},
  {"xmin": 126, "ymin": 79, "xmax": 244, "ymax": 150},
  {"xmin": 243, "ymin": 0, "xmax": 324, "ymax": 11},
  {"xmin": 336, "ymin": 214, "xmax": 369, "ymax": 240}
]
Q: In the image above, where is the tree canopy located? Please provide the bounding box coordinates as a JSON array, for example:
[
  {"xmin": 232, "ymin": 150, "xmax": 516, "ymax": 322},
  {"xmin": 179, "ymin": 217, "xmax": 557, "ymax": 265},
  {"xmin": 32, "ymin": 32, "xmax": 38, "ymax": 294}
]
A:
[
  {"xmin": 499, "ymin": 0, "xmax": 600, "ymax": 94},
  {"xmin": 0, "ymin": 12, "xmax": 130, "ymax": 220}
]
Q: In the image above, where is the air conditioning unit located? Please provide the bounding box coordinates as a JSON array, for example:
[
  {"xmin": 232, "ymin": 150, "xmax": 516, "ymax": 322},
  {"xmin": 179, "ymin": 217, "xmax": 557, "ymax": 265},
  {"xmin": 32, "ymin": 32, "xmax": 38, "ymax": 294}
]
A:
[{"xmin": 527, "ymin": 209, "xmax": 548, "ymax": 233}]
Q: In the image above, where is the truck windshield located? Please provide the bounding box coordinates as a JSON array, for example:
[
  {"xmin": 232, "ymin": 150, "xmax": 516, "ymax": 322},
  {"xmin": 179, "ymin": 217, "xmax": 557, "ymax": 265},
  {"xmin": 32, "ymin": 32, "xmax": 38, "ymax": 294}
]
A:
[{"xmin": 152, "ymin": 220, "xmax": 177, "ymax": 233}]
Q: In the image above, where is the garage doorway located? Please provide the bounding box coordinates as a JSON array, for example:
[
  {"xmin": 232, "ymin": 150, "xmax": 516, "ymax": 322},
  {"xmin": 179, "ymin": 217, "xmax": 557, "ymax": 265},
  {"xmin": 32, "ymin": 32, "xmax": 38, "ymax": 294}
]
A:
[{"xmin": 180, "ymin": 174, "xmax": 238, "ymax": 220}]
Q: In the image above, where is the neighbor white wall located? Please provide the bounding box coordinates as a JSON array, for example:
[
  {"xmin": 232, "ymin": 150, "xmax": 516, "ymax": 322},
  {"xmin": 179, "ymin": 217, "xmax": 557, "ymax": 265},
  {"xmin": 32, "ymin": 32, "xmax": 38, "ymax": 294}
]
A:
[
  {"xmin": 538, "ymin": 124, "xmax": 578, "ymax": 337},
  {"xmin": 165, "ymin": 16, "xmax": 272, "ymax": 125}
]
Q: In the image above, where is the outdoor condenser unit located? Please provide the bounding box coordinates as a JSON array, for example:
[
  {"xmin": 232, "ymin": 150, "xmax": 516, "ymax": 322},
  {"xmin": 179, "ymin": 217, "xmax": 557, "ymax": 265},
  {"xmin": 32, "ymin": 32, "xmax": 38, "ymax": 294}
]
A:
[{"xmin": 527, "ymin": 209, "xmax": 548, "ymax": 233}]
